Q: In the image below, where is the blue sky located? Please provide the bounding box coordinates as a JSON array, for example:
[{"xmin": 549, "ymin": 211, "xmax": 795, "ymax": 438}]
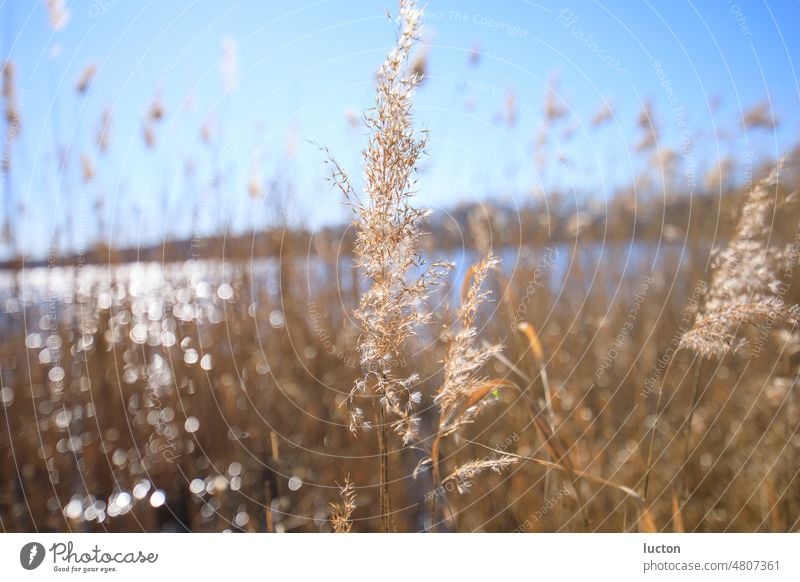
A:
[{"xmin": 1, "ymin": 0, "xmax": 799, "ymax": 257}]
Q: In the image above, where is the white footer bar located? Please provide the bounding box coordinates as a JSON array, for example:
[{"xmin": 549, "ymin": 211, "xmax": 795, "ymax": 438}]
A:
[{"xmin": 1, "ymin": 533, "xmax": 797, "ymax": 581}]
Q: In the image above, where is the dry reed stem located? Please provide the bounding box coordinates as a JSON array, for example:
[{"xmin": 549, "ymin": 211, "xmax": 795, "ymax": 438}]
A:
[
  {"xmin": 429, "ymin": 252, "xmax": 506, "ymax": 529},
  {"xmin": 671, "ymin": 486, "xmax": 685, "ymax": 533},
  {"xmin": 680, "ymin": 358, "xmax": 703, "ymax": 501},
  {"xmin": 328, "ymin": 0, "xmax": 446, "ymax": 532},
  {"xmin": 464, "ymin": 439, "xmax": 645, "ymax": 507},
  {"xmin": 516, "ymin": 321, "xmax": 555, "ymax": 429}
]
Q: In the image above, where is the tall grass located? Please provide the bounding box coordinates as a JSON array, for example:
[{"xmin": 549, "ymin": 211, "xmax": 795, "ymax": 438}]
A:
[{"xmin": 0, "ymin": 1, "xmax": 799, "ymax": 534}]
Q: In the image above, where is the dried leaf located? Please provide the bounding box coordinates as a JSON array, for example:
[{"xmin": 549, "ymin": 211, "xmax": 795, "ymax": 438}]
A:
[{"xmin": 517, "ymin": 321, "xmax": 544, "ymax": 366}]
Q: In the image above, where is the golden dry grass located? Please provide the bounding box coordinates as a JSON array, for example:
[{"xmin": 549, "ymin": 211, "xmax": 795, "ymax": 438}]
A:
[{"xmin": 1, "ymin": 1, "xmax": 799, "ymax": 534}]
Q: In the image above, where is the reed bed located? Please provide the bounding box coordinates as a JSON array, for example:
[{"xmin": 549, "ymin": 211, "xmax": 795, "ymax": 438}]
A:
[{"xmin": 1, "ymin": 1, "xmax": 799, "ymax": 533}]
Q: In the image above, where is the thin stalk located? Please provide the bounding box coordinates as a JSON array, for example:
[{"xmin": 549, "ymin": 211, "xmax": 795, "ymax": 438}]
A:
[
  {"xmin": 681, "ymin": 358, "xmax": 704, "ymax": 499},
  {"xmin": 463, "ymin": 438, "xmax": 644, "ymax": 505},
  {"xmin": 429, "ymin": 427, "xmax": 462, "ymax": 532},
  {"xmin": 378, "ymin": 397, "xmax": 390, "ymax": 532},
  {"xmin": 643, "ymin": 374, "xmax": 666, "ymax": 502},
  {"xmin": 430, "ymin": 433, "xmax": 439, "ymax": 531},
  {"xmin": 484, "ymin": 342, "xmax": 589, "ymax": 526}
]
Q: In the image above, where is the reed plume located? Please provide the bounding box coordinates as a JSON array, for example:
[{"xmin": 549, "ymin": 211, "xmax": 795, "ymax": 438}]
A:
[
  {"xmin": 544, "ymin": 72, "xmax": 567, "ymax": 123},
  {"xmin": 426, "ymin": 253, "xmax": 520, "ymax": 528},
  {"xmin": 435, "ymin": 253, "xmax": 504, "ymax": 436},
  {"xmin": 442, "ymin": 457, "xmax": 518, "ymax": 494},
  {"xmin": 329, "ymin": 0, "xmax": 446, "ymax": 438},
  {"xmin": 635, "ymin": 99, "xmax": 657, "ymax": 151},
  {"xmin": 97, "ymin": 109, "xmax": 111, "ymax": 153},
  {"xmin": 2, "ymin": 60, "xmax": 19, "ymax": 128},
  {"xmin": 743, "ymin": 101, "xmax": 779, "ymax": 131},
  {"xmin": 329, "ymin": 477, "xmax": 357, "ymax": 533},
  {"xmin": 591, "ymin": 99, "xmax": 613, "ymax": 127},
  {"xmin": 328, "ymin": 0, "xmax": 448, "ymax": 531},
  {"xmin": 680, "ymin": 161, "xmax": 799, "ymax": 359},
  {"xmin": 1, "ymin": 60, "xmax": 19, "ymax": 174},
  {"xmin": 45, "ymin": 0, "xmax": 70, "ymax": 31},
  {"xmin": 76, "ymin": 63, "xmax": 98, "ymax": 94},
  {"xmin": 659, "ymin": 160, "xmax": 800, "ymax": 518}
]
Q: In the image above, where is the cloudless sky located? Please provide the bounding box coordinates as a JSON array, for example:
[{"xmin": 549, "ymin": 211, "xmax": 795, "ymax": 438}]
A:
[{"xmin": 1, "ymin": 0, "xmax": 798, "ymax": 257}]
